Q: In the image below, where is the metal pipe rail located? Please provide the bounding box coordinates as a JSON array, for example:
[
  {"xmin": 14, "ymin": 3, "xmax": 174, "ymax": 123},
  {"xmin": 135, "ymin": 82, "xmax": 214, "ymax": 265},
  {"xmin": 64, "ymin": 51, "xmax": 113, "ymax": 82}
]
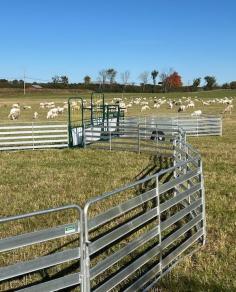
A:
[{"xmin": 0, "ymin": 122, "xmax": 206, "ymax": 291}]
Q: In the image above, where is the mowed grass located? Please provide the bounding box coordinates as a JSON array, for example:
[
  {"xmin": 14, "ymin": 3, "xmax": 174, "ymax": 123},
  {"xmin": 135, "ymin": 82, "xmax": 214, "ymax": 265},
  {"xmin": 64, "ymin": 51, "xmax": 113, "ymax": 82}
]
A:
[{"xmin": 0, "ymin": 88, "xmax": 235, "ymax": 291}]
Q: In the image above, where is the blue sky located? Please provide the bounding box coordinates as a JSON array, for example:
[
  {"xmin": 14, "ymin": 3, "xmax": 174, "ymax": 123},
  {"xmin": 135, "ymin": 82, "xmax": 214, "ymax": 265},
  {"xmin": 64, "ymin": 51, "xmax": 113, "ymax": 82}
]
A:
[{"xmin": 0, "ymin": 0, "xmax": 235, "ymax": 85}]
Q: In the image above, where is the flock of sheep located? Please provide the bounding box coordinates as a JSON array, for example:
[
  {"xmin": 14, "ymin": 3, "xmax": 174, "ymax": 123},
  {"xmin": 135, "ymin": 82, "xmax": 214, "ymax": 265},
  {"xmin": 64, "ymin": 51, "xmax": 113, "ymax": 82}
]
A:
[
  {"xmin": 5, "ymin": 95, "xmax": 234, "ymax": 121},
  {"xmin": 112, "ymin": 95, "xmax": 234, "ymax": 116},
  {"xmin": 7, "ymin": 101, "xmax": 68, "ymax": 120}
]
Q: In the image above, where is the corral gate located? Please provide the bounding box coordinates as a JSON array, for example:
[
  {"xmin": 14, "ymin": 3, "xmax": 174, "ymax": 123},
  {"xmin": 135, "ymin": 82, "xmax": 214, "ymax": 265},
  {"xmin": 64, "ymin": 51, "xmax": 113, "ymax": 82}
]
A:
[
  {"xmin": 0, "ymin": 122, "xmax": 68, "ymax": 151},
  {"xmin": 68, "ymin": 94, "xmax": 124, "ymax": 147},
  {"xmin": 0, "ymin": 124, "xmax": 206, "ymax": 291}
]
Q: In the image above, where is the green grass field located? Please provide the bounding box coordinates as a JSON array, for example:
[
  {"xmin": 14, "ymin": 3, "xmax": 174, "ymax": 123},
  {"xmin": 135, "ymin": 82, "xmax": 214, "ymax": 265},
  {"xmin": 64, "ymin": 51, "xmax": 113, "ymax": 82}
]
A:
[{"xmin": 0, "ymin": 88, "xmax": 235, "ymax": 291}]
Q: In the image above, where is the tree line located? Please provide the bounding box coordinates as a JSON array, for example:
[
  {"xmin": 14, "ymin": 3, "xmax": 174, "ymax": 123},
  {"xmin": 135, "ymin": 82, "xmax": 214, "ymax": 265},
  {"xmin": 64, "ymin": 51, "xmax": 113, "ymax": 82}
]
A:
[{"xmin": 1, "ymin": 69, "xmax": 236, "ymax": 92}]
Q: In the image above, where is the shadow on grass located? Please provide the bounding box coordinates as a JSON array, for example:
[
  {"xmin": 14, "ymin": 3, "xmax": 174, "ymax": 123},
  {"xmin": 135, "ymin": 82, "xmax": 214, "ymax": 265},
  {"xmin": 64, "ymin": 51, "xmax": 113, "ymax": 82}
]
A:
[{"xmin": 157, "ymin": 275, "xmax": 233, "ymax": 292}]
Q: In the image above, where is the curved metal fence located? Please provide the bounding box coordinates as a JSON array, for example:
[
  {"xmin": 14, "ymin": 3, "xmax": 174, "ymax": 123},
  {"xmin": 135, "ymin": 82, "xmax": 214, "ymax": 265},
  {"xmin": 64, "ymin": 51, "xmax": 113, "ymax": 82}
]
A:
[{"xmin": 0, "ymin": 123, "xmax": 206, "ymax": 291}]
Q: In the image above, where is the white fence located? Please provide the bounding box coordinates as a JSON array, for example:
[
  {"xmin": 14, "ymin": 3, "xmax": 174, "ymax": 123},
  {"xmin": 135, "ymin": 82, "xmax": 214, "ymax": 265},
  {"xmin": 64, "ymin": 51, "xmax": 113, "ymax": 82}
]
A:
[
  {"xmin": 125, "ymin": 114, "xmax": 222, "ymax": 136},
  {"xmin": 0, "ymin": 122, "xmax": 68, "ymax": 151}
]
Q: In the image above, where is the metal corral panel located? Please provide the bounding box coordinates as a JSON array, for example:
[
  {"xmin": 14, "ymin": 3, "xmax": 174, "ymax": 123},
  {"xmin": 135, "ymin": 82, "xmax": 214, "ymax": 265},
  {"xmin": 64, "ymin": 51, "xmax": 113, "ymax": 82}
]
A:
[
  {"xmin": 124, "ymin": 114, "xmax": 222, "ymax": 136},
  {"xmin": 0, "ymin": 122, "xmax": 68, "ymax": 151},
  {"xmin": 0, "ymin": 123, "xmax": 206, "ymax": 291}
]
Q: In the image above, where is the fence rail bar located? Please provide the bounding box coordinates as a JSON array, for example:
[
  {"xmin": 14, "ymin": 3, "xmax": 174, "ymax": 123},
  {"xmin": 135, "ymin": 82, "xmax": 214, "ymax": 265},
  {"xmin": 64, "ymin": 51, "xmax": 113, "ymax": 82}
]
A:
[
  {"xmin": 159, "ymin": 169, "xmax": 200, "ymax": 195},
  {"xmin": 18, "ymin": 272, "xmax": 81, "ymax": 292},
  {"xmin": 91, "ymin": 225, "xmax": 159, "ymax": 279},
  {"xmin": 161, "ymin": 199, "xmax": 202, "ymax": 231},
  {"xmin": 125, "ymin": 214, "xmax": 202, "ymax": 291},
  {"xmin": 0, "ymin": 124, "xmax": 67, "ymax": 130},
  {"xmin": 0, "ymin": 247, "xmax": 80, "ymax": 281},
  {"xmin": 0, "ymin": 144, "xmax": 68, "ymax": 151},
  {"xmin": 160, "ymin": 183, "xmax": 201, "ymax": 213},
  {"xmin": 89, "ymin": 208, "xmax": 158, "ymax": 255},
  {"xmin": 0, "ymin": 130, "xmax": 67, "ymax": 135},
  {"xmin": 88, "ymin": 188, "xmax": 156, "ymax": 231},
  {"xmin": 0, "ymin": 223, "xmax": 79, "ymax": 252},
  {"xmin": 0, "ymin": 135, "xmax": 68, "ymax": 140}
]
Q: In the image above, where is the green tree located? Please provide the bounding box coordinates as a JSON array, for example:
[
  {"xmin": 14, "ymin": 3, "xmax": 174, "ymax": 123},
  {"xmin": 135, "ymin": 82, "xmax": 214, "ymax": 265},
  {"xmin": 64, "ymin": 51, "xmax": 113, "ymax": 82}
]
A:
[
  {"xmin": 191, "ymin": 78, "xmax": 201, "ymax": 91},
  {"xmin": 60, "ymin": 75, "xmax": 69, "ymax": 85},
  {"xmin": 84, "ymin": 75, "xmax": 91, "ymax": 85},
  {"xmin": 52, "ymin": 75, "xmax": 60, "ymax": 84},
  {"xmin": 106, "ymin": 68, "xmax": 117, "ymax": 84},
  {"xmin": 230, "ymin": 81, "xmax": 236, "ymax": 89},
  {"xmin": 204, "ymin": 76, "xmax": 216, "ymax": 90},
  {"xmin": 151, "ymin": 70, "xmax": 159, "ymax": 85},
  {"xmin": 222, "ymin": 83, "xmax": 230, "ymax": 89}
]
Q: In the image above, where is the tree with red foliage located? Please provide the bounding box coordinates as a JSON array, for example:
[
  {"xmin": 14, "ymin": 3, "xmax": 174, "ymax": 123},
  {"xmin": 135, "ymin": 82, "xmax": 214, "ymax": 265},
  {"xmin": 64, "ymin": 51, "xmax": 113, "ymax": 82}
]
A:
[{"xmin": 166, "ymin": 71, "xmax": 182, "ymax": 89}]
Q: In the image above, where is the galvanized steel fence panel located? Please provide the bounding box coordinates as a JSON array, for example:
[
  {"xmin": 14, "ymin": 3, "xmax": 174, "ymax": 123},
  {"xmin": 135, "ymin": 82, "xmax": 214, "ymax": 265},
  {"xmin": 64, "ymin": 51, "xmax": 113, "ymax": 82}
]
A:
[
  {"xmin": 124, "ymin": 114, "xmax": 222, "ymax": 136},
  {"xmin": 0, "ymin": 205, "xmax": 83, "ymax": 291},
  {"xmin": 0, "ymin": 123, "xmax": 206, "ymax": 291},
  {"xmin": 0, "ymin": 122, "xmax": 68, "ymax": 151}
]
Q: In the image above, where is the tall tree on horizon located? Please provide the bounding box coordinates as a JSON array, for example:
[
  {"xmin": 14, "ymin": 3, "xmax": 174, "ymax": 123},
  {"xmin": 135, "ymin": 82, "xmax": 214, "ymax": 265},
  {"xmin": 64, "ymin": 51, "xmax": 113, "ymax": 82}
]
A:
[
  {"xmin": 121, "ymin": 70, "xmax": 130, "ymax": 97},
  {"xmin": 151, "ymin": 70, "xmax": 159, "ymax": 92},
  {"xmin": 204, "ymin": 76, "xmax": 217, "ymax": 90},
  {"xmin": 107, "ymin": 68, "xmax": 117, "ymax": 84},
  {"xmin": 139, "ymin": 71, "xmax": 149, "ymax": 92},
  {"xmin": 98, "ymin": 70, "xmax": 108, "ymax": 89}
]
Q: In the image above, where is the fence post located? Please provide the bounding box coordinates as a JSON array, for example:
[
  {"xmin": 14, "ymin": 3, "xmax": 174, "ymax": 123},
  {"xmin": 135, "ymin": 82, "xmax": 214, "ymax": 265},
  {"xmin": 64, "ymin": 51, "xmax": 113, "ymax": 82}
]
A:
[
  {"xmin": 109, "ymin": 131, "xmax": 112, "ymax": 151},
  {"xmin": 156, "ymin": 123, "xmax": 158, "ymax": 149},
  {"xmin": 199, "ymin": 159, "xmax": 206, "ymax": 245},
  {"xmin": 83, "ymin": 124, "xmax": 86, "ymax": 148},
  {"xmin": 32, "ymin": 122, "xmax": 35, "ymax": 150},
  {"xmin": 156, "ymin": 176, "xmax": 162, "ymax": 274},
  {"xmin": 173, "ymin": 139, "xmax": 177, "ymax": 197},
  {"xmin": 138, "ymin": 124, "xmax": 140, "ymax": 154},
  {"xmin": 220, "ymin": 117, "xmax": 223, "ymax": 136},
  {"xmin": 82, "ymin": 210, "xmax": 91, "ymax": 292},
  {"xmin": 197, "ymin": 116, "xmax": 199, "ymax": 137}
]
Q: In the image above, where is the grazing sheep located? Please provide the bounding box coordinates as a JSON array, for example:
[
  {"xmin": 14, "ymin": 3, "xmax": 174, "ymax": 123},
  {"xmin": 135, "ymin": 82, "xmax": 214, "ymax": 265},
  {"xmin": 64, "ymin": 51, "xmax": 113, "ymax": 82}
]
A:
[
  {"xmin": 8, "ymin": 108, "xmax": 20, "ymax": 120},
  {"xmin": 187, "ymin": 101, "xmax": 195, "ymax": 108},
  {"xmin": 23, "ymin": 105, "xmax": 32, "ymax": 110},
  {"xmin": 47, "ymin": 108, "xmax": 58, "ymax": 119},
  {"xmin": 141, "ymin": 105, "xmax": 150, "ymax": 112},
  {"xmin": 191, "ymin": 110, "xmax": 202, "ymax": 116},
  {"xmin": 178, "ymin": 105, "xmax": 186, "ymax": 112},
  {"xmin": 168, "ymin": 102, "xmax": 173, "ymax": 109},
  {"xmin": 153, "ymin": 103, "xmax": 160, "ymax": 109},
  {"xmin": 33, "ymin": 112, "xmax": 39, "ymax": 119},
  {"xmin": 12, "ymin": 103, "xmax": 20, "ymax": 108},
  {"xmin": 223, "ymin": 104, "xmax": 233, "ymax": 114},
  {"xmin": 57, "ymin": 107, "xmax": 64, "ymax": 114}
]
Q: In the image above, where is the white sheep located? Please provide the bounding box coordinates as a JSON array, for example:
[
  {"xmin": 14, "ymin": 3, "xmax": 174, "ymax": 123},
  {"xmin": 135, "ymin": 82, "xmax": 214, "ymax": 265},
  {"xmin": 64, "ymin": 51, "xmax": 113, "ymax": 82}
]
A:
[
  {"xmin": 153, "ymin": 103, "xmax": 160, "ymax": 109},
  {"xmin": 33, "ymin": 112, "xmax": 39, "ymax": 119},
  {"xmin": 23, "ymin": 105, "xmax": 32, "ymax": 110},
  {"xmin": 57, "ymin": 107, "xmax": 64, "ymax": 114},
  {"xmin": 47, "ymin": 108, "xmax": 58, "ymax": 119},
  {"xmin": 12, "ymin": 103, "xmax": 20, "ymax": 108},
  {"xmin": 191, "ymin": 110, "xmax": 202, "ymax": 116},
  {"xmin": 141, "ymin": 105, "xmax": 150, "ymax": 112},
  {"xmin": 8, "ymin": 108, "xmax": 20, "ymax": 120},
  {"xmin": 223, "ymin": 104, "xmax": 233, "ymax": 114},
  {"xmin": 178, "ymin": 105, "xmax": 186, "ymax": 112},
  {"xmin": 187, "ymin": 102, "xmax": 195, "ymax": 108}
]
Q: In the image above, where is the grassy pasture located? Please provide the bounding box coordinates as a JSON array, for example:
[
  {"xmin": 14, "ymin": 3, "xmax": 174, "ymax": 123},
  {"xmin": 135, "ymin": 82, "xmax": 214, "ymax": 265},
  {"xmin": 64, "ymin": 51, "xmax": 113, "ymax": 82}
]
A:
[
  {"xmin": 0, "ymin": 89, "xmax": 235, "ymax": 291},
  {"xmin": 0, "ymin": 88, "xmax": 235, "ymax": 123}
]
